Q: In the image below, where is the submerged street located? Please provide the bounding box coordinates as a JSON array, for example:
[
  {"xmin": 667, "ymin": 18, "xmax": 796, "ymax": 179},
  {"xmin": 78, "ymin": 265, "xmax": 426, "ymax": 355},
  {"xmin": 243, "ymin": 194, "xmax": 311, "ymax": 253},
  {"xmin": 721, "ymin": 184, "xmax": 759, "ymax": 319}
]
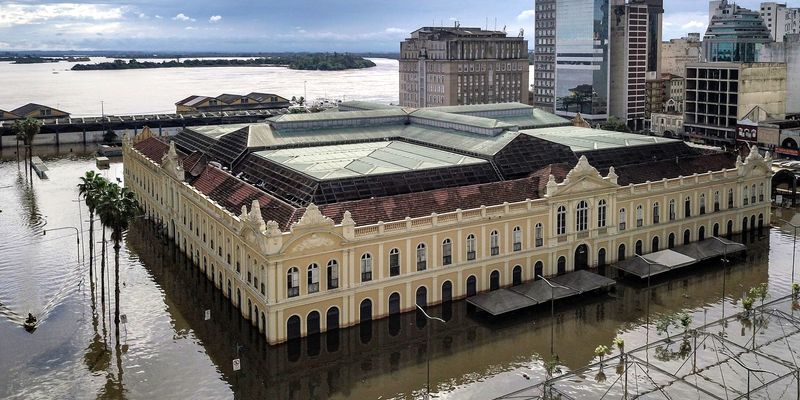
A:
[{"xmin": 0, "ymin": 146, "xmax": 796, "ymax": 399}]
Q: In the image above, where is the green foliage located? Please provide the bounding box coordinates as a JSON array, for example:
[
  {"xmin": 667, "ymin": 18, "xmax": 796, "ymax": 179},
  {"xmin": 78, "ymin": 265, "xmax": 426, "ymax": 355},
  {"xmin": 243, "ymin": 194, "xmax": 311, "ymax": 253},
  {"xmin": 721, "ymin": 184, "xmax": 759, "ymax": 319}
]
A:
[
  {"xmin": 96, "ymin": 183, "xmax": 140, "ymax": 244},
  {"xmin": 677, "ymin": 312, "xmax": 692, "ymax": 332},
  {"xmin": 613, "ymin": 337, "xmax": 624, "ymax": 351},
  {"xmin": 599, "ymin": 116, "xmax": 632, "ymax": 133},
  {"xmin": 748, "ymin": 283, "xmax": 768, "ymax": 305},
  {"xmin": 72, "ymin": 53, "xmax": 376, "ymax": 71},
  {"xmin": 102, "ymin": 129, "xmax": 118, "ymax": 144},
  {"xmin": 793, "ymin": 282, "xmax": 800, "ymax": 298},
  {"xmin": 12, "ymin": 117, "xmax": 42, "ymax": 145},
  {"xmin": 742, "ymin": 296, "xmax": 754, "ymax": 312}
]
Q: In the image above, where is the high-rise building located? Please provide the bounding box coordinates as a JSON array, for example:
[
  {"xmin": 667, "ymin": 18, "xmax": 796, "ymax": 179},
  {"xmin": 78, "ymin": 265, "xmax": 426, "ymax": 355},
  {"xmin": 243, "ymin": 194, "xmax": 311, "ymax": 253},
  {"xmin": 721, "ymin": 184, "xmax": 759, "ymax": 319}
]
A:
[
  {"xmin": 533, "ymin": 0, "xmax": 662, "ymax": 128},
  {"xmin": 704, "ymin": 1, "xmax": 772, "ymax": 62},
  {"xmin": 399, "ymin": 26, "xmax": 529, "ymax": 108},
  {"xmin": 533, "ymin": 0, "xmax": 557, "ymax": 112},
  {"xmin": 760, "ymin": 2, "xmax": 788, "ymax": 41}
]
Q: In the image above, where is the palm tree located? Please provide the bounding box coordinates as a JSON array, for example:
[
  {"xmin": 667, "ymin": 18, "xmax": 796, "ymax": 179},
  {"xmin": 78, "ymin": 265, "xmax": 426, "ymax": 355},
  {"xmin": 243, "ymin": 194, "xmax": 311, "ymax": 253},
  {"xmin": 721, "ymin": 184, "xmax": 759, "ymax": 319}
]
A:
[
  {"xmin": 78, "ymin": 171, "xmax": 106, "ymax": 280},
  {"xmin": 12, "ymin": 117, "xmax": 41, "ymax": 170},
  {"xmin": 97, "ymin": 183, "xmax": 140, "ymax": 341}
]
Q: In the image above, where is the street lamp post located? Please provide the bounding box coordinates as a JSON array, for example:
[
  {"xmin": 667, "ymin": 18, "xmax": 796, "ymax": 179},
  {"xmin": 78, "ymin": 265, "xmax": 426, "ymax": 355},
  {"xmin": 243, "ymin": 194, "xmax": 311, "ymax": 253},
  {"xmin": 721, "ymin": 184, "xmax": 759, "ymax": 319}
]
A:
[
  {"xmin": 43, "ymin": 226, "xmax": 83, "ymax": 266},
  {"xmin": 537, "ymin": 275, "xmax": 571, "ymax": 357},
  {"xmin": 710, "ymin": 236, "xmax": 733, "ymax": 322},
  {"xmin": 633, "ymin": 254, "xmax": 657, "ymax": 343},
  {"xmin": 416, "ymin": 303, "xmax": 445, "ymax": 400}
]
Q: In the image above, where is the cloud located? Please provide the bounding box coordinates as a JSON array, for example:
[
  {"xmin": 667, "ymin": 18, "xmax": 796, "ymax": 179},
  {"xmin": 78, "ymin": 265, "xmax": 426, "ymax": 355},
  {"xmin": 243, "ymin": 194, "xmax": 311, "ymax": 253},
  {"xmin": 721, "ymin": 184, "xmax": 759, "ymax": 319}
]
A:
[
  {"xmin": 517, "ymin": 9, "xmax": 535, "ymax": 21},
  {"xmin": 682, "ymin": 20, "xmax": 705, "ymax": 29},
  {"xmin": 137, "ymin": 13, "xmax": 147, "ymax": 19},
  {"xmin": 0, "ymin": 3, "xmax": 125, "ymax": 28},
  {"xmin": 154, "ymin": 15, "xmax": 163, "ymax": 19},
  {"xmin": 185, "ymin": 26, "xmax": 196, "ymax": 30},
  {"xmin": 209, "ymin": 15, "xmax": 222, "ymax": 23},
  {"xmin": 172, "ymin": 13, "xmax": 195, "ymax": 22},
  {"xmin": 384, "ymin": 27, "xmax": 406, "ymax": 34}
]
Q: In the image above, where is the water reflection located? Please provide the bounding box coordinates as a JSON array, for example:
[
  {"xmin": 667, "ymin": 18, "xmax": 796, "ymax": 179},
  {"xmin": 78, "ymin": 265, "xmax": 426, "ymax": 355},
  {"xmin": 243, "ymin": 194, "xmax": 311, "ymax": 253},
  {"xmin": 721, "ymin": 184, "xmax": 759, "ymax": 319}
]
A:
[{"xmin": 127, "ymin": 218, "xmax": 771, "ymax": 399}]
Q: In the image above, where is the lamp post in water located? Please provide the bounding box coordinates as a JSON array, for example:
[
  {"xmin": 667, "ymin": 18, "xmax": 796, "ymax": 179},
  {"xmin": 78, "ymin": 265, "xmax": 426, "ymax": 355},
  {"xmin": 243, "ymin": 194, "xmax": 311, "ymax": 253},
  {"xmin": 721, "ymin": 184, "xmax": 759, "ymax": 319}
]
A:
[
  {"xmin": 537, "ymin": 274, "xmax": 571, "ymax": 357},
  {"xmin": 43, "ymin": 226, "xmax": 83, "ymax": 266},
  {"xmin": 416, "ymin": 303, "xmax": 445, "ymax": 400},
  {"xmin": 633, "ymin": 254, "xmax": 658, "ymax": 344}
]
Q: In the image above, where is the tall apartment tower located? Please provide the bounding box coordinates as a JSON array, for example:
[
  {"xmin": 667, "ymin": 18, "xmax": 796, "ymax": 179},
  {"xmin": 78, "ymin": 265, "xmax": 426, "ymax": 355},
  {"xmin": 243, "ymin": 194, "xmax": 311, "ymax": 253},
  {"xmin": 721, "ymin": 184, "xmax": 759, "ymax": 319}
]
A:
[
  {"xmin": 760, "ymin": 2, "xmax": 800, "ymax": 41},
  {"xmin": 533, "ymin": 0, "xmax": 557, "ymax": 112},
  {"xmin": 398, "ymin": 26, "xmax": 529, "ymax": 108},
  {"xmin": 533, "ymin": 0, "xmax": 662, "ymax": 128},
  {"xmin": 704, "ymin": 1, "xmax": 772, "ymax": 62}
]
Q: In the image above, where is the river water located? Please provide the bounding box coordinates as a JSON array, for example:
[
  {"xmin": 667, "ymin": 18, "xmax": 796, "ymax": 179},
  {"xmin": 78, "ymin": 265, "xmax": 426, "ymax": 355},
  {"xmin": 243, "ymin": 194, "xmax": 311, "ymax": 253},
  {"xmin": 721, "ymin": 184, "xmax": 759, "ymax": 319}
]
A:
[
  {"xmin": 0, "ymin": 58, "xmax": 401, "ymax": 116},
  {"xmin": 0, "ymin": 145, "xmax": 796, "ymax": 399}
]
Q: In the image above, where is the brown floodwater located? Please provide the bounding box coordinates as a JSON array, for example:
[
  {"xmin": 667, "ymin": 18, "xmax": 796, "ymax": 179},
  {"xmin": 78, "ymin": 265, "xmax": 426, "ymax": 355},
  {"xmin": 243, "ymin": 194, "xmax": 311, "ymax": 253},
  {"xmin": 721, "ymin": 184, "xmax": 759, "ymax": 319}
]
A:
[{"xmin": 0, "ymin": 147, "xmax": 795, "ymax": 399}]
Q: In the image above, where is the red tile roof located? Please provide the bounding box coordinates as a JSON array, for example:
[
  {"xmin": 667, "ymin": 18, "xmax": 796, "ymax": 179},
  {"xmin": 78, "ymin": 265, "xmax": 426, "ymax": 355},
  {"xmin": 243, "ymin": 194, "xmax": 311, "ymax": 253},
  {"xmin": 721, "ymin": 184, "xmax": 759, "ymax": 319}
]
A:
[
  {"xmin": 615, "ymin": 153, "xmax": 737, "ymax": 186},
  {"xmin": 133, "ymin": 137, "xmax": 172, "ymax": 162},
  {"xmin": 318, "ymin": 176, "xmax": 541, "ymax": 226},
  {"xmin": 191, "ymin": 165, "xmax": 300, "ymax": 230}
]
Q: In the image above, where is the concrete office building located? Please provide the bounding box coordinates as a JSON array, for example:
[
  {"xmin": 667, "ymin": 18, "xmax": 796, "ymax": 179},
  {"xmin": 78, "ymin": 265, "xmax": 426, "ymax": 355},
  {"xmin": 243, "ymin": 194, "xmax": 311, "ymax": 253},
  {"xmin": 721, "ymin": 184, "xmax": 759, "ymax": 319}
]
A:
[
  {"xmin": 760, "ymin": 2, "xmax": 800, "ymax": 41},
  {"xmin": 534, "ymin": 0, "xmax": 662, "ymax": 128},
  {"xmin": 704, "ymin": 1, "xmax": 772, "ymax": 62},
  {"xmin": 533, "ymin": 0, "xmax": 557, "ymax": 112},
  {"xmin": 399, "ymin": 26, "xmax": 529, "ymax": 108},
  {"xmin": 758, "ymin": 34, "xmax": 800, "ymax": 114},
  {"xmin": 123, "ymin": 101, "xmax": 771, "ymax": 344},
  {"xmin": 661, "ymin": 34, "xmax": 702, "ymax": 77},
  {"xmin": 683, "ymin": 62, "xmax": 787, "ymax": 145}
]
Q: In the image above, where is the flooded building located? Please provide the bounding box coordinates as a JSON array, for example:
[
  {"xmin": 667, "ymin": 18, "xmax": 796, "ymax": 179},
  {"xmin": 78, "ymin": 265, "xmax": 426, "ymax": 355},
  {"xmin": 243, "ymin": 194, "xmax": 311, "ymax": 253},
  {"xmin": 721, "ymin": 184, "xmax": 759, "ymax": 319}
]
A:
[
  {"xmin": 175, "ymin": 92, "xmax": 290, "ymax": 114},
  {"xmin": 122, "ymin": 101, "xmax": 773, "ymax": 344}
]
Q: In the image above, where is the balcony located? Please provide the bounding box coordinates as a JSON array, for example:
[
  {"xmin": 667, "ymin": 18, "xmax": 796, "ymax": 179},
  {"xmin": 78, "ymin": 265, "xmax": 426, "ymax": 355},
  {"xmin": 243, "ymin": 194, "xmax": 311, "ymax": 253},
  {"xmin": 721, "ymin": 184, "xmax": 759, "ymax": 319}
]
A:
[
  {"xmin": 442, "ymin": 255, "xmax": 452, "ymax": 265},
  {"xmin": 491, "ymin": 247, "xmax": 500, "ymax": 256},
  {"xmin": 619, "ymin": 222, "xmax": 627, "ymax": 231},
  {"xmin": 308, "ymin": 283, "xmax": 319, "ymax": 294},
  {"xmin": 417, "ymin": 261, "xmax": 427, "ymax": 271},
  {"xmin": 328, "ymin": 278, "xmax": 339, "ymax": 290},
  {"xmin": 390, "ymin": 264, "xmax": 400, "ymax": 276},
  {"xmin": 361, "ymin": 272, "xmax": 372, "ymax": 282},
  {"xmin": 467, "ymin": 251, "xmax": 476, "ymax": 261},
  {"xmin": 513, "ymin": 242, "xmax": 522, "ymax": 252},
  {"xmin": 536, "ymin": 238, "xmax": 544, "ymax": 247},
  {"xmin": 288, "ymin": 287, "xmax": 299, "ymax": 298}
]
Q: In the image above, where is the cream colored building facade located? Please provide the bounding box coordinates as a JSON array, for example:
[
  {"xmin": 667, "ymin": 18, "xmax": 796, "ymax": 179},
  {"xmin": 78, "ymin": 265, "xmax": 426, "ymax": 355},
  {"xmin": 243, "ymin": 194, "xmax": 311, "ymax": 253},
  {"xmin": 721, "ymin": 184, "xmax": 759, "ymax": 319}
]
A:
[{"xmin": 123, "ymin": 134, "xmax": 773, "ymax": 345}]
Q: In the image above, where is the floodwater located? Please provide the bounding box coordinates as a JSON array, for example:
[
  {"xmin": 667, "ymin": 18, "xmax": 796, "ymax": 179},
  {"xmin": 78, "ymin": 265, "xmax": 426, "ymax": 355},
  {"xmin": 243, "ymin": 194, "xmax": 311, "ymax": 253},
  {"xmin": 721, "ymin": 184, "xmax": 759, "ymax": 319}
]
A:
[
  {"xmin": 0, "ymin": 146, "xmax": 796, "ymax": 399},
  {"xmin": 0, "ymin": 57, "xmax": 401, "ymax": 116}
]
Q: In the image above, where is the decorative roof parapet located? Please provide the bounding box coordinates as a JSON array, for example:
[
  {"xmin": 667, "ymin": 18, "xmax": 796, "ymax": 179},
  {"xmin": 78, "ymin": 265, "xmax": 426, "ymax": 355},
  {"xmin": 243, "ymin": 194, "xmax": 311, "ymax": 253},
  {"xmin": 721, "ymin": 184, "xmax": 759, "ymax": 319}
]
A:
[
  {"xmin": 292, "ymin": 203, "xmax": 335, "ymax": 230},
  {"xmin": 240, "ymin": 199, "xmax": 266, "ymax": 234},
  {"xmin": 341, "ymin": 211, "xmax": 355, "ymax": 240},
  {"xmin": 161, "ymin": 141, "xmax": 185, "ymax": 181},
  {"xmin": 564, "ymin": 155, "xmax": 602, "ymax": 183},
  {"xmin": 738, "ymin": 144, "xmax": 772, "ymax": 177},
  {"xmin": 607, "ymin": 166, "xmax": 619, "ymax": 185}
]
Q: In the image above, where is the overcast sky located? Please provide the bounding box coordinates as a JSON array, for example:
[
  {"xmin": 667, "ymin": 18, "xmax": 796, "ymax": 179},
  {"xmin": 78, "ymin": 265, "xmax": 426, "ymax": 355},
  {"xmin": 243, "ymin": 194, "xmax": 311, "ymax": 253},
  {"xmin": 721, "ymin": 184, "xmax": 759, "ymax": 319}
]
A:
[{"xmin": 0, "ymin": 0, "xmax": 769, "ymax": 52}]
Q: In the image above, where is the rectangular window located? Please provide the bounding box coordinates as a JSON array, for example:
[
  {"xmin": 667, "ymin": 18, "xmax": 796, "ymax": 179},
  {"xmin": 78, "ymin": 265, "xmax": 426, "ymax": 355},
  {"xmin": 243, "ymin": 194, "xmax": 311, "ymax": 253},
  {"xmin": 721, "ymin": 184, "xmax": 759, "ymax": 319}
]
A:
[
  {"xmin": 442, "ymin": 242, "xmax": 452, "ymax": 265},
  {"xmin": 390, "ymin": 252, "xmax": 400, "ymax": 276}
]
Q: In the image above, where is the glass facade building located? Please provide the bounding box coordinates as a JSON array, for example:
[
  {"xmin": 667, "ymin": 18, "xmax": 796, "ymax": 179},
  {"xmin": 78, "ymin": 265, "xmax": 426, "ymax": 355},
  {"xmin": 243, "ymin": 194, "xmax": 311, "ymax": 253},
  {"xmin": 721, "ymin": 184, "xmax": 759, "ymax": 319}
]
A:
[
  {"xmin": 554, "ymin": 0, "xmax": 611, "ymax": 120},
  {"xmin": 703, "ymin": 3, "xmax": 772, "ymax": 62}
]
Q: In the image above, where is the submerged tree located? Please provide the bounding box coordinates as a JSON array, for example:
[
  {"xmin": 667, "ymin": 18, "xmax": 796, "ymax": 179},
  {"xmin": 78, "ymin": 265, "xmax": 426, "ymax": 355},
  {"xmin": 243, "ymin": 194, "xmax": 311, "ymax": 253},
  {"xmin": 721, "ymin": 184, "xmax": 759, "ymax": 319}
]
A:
[{"xmin": 12, "ymin": 117, "xmax": 41, "ymax": 169}]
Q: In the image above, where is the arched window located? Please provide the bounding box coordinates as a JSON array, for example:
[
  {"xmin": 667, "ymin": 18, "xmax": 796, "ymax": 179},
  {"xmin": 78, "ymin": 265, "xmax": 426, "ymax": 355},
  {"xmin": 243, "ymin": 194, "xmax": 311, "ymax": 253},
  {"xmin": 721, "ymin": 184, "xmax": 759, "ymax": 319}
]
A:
[
  {"xmin": 416, "ymin": 243, "xmax": 427, "ymax": 270},
  {"xmin": 684, "ymin": 196, "xmax": 692, "ymax": 218},
  {"xmin": 669, "ymin": 233, "xmax": 675, "ymax": 248},
  {"xmin": 759, "ymin": 183, "xmax": 764, "ymax": 202},
  {"xmin": 287, "ymin": 315, "xmax": 301, "ymax": 340},
  {"xmin": 416, "ymin": 286, "xmax": 428, "ymax": 307},
  {"xmin": 360, "ymin": 253, "xmax": 373, "ymax": 282},
  {"xmin": 327, "ymin": 260, "xmax": 339, "ymax": 289},
  {"xmin": 743, "ymin": 185, "xmax": 749, "ymax": 206},
  {"xmin": 534, "ymin": 261, "xmax": 544, "ymax": 279},
  {"xmin": 442, "ymin": 239, "xmax": 452, "ymax": 265},
  {"xmin": 490, "ymin": 230, "xmax": 500, "ymax": 256},
  {"xmin": 512, "ymin": 226, "xmax": 522, "ymax": 251},
  {"xmin": 466, "ymin": 234, "xmax": 477, "ymax": 260},
  {"xmin": 652, "ymin": 236, "xmax": 659, "ymax": 252},
  {"xmin": 307, "ymin": 311, "xmax": 321, "ymax": 336},
  {"xmin": 326, "ymin": 307, "xmax": 340, "ymax": 331},
  {"xmin": 389, "ymin": 248, "xmax": 400, "ymax": 276},
  {"xmin": 556, "ymin": 206, "xmax": 567, "ymax": 235},
  {"xmin": 652, "ymin": 202, "xmax": 660, "ymax": 224},
  {"xmin": 669, "ymin": 199, "xmax": 676, "ymax": 221},
  {"xmin": 751, "ymin": 184, "xmax": 756, "ymax": 204},
  {"xmin": 636, "ymin": 205, "xmax": 644, "ymax": 227},
  {"xmin": 513, "ymin": 265, "xmax": 523, "ymax": 286},
  {"xmin": 388, "ymin": 292, "xmax": 401, "ymax": 315},
  {"xmin": 597, "ymin": 200, "xmax": 607, "ymax": 228},
  {"xmin": 728, "ymin": 188, "xmax": 735, "ymax": 208},
  {"xmin": 699, "ymin": 193, "xmax": 706, "ymax": 215},
  {"xmin": 442, "ymin": 281, "xmax": 453, "ymax": 303},
  {"xmin": 307, "ymin": 263, "xmax": 319, "ymax": 294},
  {"xmin": 635, "ymin": 240, "xmax": 643, "ymax": 255},
  {"xmin": 619, "ymin": 208, "xmax": 627, "ymax": 231},
  {"xmin": 535, "ymin": 223, "xmax": 544, "ymax": 247},
  {"xmin": 714, "ymin": 191, "xmax": 720, "ymax": 212},
  {"xmin": 287, "ymin": 267, "xmax": 299, "ymax": 298},
  {"xmin": 576, "ymin": 200, "xmax": 589, "ymax": 232},
  {"xmin": 557, "ymin": 256, "xmax": 566, "ymax": 275},
  {"xmin": 490, "ymin": 271, "xmax": 501, "ymax": 290},
  {"xmin": 683, "ymin": 229, "xmax": 691, "ymax": 245},
  {"xmin": 466, "ymin": 275, "xmax": 477, "ymax": 297},
  {"xmin": 618, "ymin": 243, "xmax": 626, "ymax": 261},
  {"xmin": 598, "ymin": 248, "xmax": 607, "ymax": 267},
  {"xmin": 713, "ymin": 223, "xmax": 720, "ymax": 237}
]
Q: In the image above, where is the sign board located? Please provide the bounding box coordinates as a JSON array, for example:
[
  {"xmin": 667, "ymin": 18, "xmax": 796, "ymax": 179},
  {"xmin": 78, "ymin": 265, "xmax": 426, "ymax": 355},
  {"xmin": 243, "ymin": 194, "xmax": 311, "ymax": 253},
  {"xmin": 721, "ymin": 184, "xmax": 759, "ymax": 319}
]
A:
[
  {"xmin": 777, "ymin": 147, "xmax": 800, "ymax": 156},
  {"xmin": 737, "ymin": 123, "xmax": 758, "ymax": 142},
  {"xmin": 120, "ymin": 314, "xmax": 127, "ymax": 324},
  {"xmin": 232, "ymin": 359, "xmax": 241, "ymax": 371},
  {"xmin": 777, "ymin": 194, "xmax": 784, "ymax": 204},
  {"xmin": 204, "ymin": 310, "xmax": 211, "ymax": 321}
]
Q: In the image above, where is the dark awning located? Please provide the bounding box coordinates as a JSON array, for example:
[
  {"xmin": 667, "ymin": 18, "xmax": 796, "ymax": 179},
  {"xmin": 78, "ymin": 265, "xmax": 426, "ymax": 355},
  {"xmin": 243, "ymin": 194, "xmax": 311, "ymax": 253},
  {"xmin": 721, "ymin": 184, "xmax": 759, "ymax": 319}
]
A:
[
  {"xmin": 466, "ymin": 270, "xmax": 615, "ymax": 316},
  {"xmin": 616, "ymin": 238, "xmax": 746, "ymax": 279}
]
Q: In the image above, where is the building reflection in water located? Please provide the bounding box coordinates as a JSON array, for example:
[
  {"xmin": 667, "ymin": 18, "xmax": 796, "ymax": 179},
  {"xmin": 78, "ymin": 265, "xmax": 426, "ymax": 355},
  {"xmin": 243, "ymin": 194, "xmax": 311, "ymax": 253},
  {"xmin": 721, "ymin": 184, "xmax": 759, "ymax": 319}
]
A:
[{"xmin": 127, "ymin": 221, "xmax": 770, "ymax": 400}]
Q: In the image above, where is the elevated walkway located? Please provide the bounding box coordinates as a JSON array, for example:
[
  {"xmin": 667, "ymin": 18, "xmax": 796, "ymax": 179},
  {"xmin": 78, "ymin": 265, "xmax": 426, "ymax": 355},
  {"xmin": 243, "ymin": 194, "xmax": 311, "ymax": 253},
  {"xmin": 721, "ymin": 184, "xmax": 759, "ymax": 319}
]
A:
[
  {"xmin": 615, "ymin": 237, "xmax": 746, "ymax": 279},
  {"xmin": 466, "ymin": 270, "xmax": 615, "ymax": 316}
]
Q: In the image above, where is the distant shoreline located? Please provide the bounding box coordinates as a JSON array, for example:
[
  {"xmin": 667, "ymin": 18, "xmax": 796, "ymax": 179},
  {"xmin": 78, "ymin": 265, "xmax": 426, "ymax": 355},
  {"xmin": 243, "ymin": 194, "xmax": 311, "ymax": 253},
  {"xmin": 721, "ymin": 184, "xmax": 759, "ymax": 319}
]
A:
[{"xmin": 71, "ymin": 54, "xmax": 378, "ymax": 71}]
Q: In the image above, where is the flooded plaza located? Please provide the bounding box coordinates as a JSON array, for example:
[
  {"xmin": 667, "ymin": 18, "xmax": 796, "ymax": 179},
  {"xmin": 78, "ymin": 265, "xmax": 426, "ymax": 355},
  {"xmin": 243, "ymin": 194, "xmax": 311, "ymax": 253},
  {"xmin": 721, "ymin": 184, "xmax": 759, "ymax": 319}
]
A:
[{"xmin": 0, "ymin": 146, "xmax": 797, "ymax": 399}]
